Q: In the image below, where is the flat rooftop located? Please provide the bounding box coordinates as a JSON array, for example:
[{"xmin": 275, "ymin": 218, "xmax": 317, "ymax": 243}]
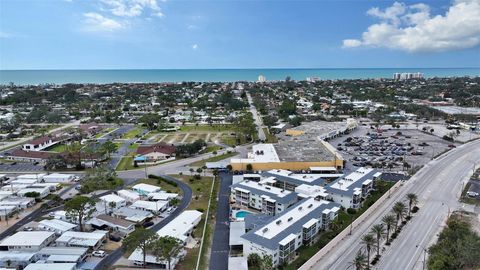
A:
[{"xmin": 273, "ymin": 140, "xmax": 335, "ymax": 162}]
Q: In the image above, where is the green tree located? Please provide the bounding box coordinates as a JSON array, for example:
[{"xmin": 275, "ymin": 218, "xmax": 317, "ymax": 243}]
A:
[
  {"xmin": 64, "ymin": 196, "xmax": 95, "ymax": 232},
  {"xmin": 406, "ymin": 193, "xmax": 418, "ymax": 217},
  {"xmin": 151, "ymin": 236, "xmax": 183, "ymax": 270},
  {"xmin": 139, "ymin": 113, "xmax": 162, "ymax": 130},
  {"xmin": 349, "ymin": 250, "xmax": 368, "ymax": 270},
  {"xmin": 247, "ymin": 253, "xmax": 261, "ymax": 269},
  {"xmin": 382, "ymin": 214, "xmax": 396, "ymax": 243},
  {"xmin": 122, "ymin": 228, "xmax": 158, "ymax": 268},
  {"xmin": 101, "ymin": 140, "xmax": 118, "ymax": 159},
  {"xmin": 392, "ymin": 201, "xmax": 407, "ymax": 230},
  {"xmin": 361, "ymin": 234, "xmax": 375, "ymax": 269},
  {"xmin": 246, "ymin": 164, "xmax": 253, "ymax": 171},
  {"xmin": 370, "ymin": 224, "xmax": 385, "ymax": 257}
]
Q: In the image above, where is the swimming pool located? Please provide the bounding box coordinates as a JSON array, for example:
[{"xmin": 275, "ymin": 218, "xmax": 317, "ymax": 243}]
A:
[{"xmin": 235, "ymin": 210, "xmax": 252, "ymax": 219}]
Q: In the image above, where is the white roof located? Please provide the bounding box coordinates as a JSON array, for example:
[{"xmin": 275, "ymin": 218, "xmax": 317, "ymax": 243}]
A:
[
  {"xmin": 254, "ymin": 198, "xmax": 329, "ymax": 239},
  {"xmin": 279, "ymin": 233, "xmax": 297, "ymax": 246},
  {"xmin": 148, "ymin": 192, "xmax": 178, "ymax": 201},
  {"xmin": 117, "ymin": 189, "xmax": 140, "ymax": 200},
  {"xmin": 310, "ymin": 166, "xmax": 337, "ymax": 171},
  {"xmin": 156, "ymin": 210, "xmax": 202, "ymax": 242},
  {"xmin": 0, "ymin": 231, "xmax": 54, "ymax": 247},
  {"xmin": 236, "ymin": 180, "xmax": 292, "ymax": 198},
  {"xmin": 330, "ymin": 167, "xmax": 375, "ymax": 191},
  {"xmin": 0, "ymin": 251, "xmax": 36, "ymax": 261},
  {"xmin": 231, "ymin": 144, "xmax": 280, "ymax": 164},
  {"xmin": 130, "ymin": 200, "xmax": 167, "ymax": 212},
  {"xmin": 16, "ymin": 174, "xmax": 46, "ymax": 180},
  {"xmin": 56, "ymin": 230, "xmax": 107, "ymax": 247},
  {"xmin": 24, "ymin": 263, "xmax": 76, "ymax": 270},
  {"xmin": 228, "ymin": 256, "xmax": 248, "ymax": 270},
  {"xmin": 302, "ymin": 218, "xmax": 318, "ymax": 229},
  {"xmin": 132, "ymin": 183, "xmax": 161, "ymax": 193},
  {"xmin": 43, "ymin": 173, "xmax": 74, "ymax": 180},
  {"xmin": 100, "ymin": 194, "xmax": 126, "ymax": 204},
  {"xmin": 39, "ymin": 219, "xmax": 77, "ymax": 232},
  {"xmin": 38, "ymin": 247, "xmax": 88, "ymax": 256},
  {"xmin": 229, "ymin": 221, "xmax": 246, "ymax": 246}
]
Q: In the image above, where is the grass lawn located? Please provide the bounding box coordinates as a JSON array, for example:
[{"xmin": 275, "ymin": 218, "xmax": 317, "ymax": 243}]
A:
[
  {"xmin": 45, "ymin": 143, "xmax": 68, "ymax": 153},
  {"xmin": 180, "ymin": 124, "xmax": 233, "ymax": 132},
  {"xmin": 200, "ymin": 145, "xmax": 223, "ymax": 154},
  {"xmin": 94, "ymin": 127, "xmax": 116, "ymax": 139},
  {"xmin": 285, "ymin": 180, "xmax": 396, "ymax": 270},
  {"xmin": 121, "ymin": 127, "xmax": 144, "ymax": 139},
  {"xmin": 169, "ymin": 174, "xmax": 216, "ymax": 270},
  {"xmin": 127, "ymin": 143, "xmax": 138, "ymax": 150},
  {"xmin": 116, "ymin": 156, "xmax": 135, "ymax": 171},
  {"xmin": 189, "ymin": 152, "xmax": 238, "ymax": 167}
]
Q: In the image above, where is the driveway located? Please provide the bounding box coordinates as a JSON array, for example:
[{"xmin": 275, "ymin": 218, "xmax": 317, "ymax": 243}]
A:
[{"xmin": 209, "ymin": 172, "xmax": 232, "ymax": 270}]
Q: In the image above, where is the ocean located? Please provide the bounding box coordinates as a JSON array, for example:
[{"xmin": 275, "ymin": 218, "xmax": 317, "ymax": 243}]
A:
[{"xmin": 0, "ymin": 68, "xmax": 479, "ymax": 85}]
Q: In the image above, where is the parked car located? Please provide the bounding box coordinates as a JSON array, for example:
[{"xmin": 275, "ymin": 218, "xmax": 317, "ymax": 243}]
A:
[
  {"xmin": 143, "ymin": 221, "xmax": 154, "ymax": 228},
  {"xmin": 109, "ymin": 235, "xmax": 122, "ymax": 242},
  {"xmin": 466, "ymin": 191, "xmax": 479, "ymax": 197},
  {"xmin": 92, "ymin": 250, "xmax": 106, "ymax": 257},
  {"xmin": 448, "ymin": 144, "xmax": 456, "ymax": 148}
]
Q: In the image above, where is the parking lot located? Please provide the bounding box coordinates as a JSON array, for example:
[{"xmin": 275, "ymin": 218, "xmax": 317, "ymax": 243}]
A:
[
  {"xmin": 329, "ymin": 126, "xmax": 459, "ymax": 172},
  {"xmin": 0, "ymin": 161, "xmax": 43, "ymax": 172}
]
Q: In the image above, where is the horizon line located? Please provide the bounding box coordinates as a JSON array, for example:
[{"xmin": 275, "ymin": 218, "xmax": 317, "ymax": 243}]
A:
[{"xmin": 1, "ymin": 67, "xmax": 480, "ymax": 71}]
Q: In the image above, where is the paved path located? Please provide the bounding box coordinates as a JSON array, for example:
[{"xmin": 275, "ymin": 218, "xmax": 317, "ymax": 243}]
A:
[
  {"xmin": 246, "ymin": 92, "xmax": 266, "ymax": 141},
  {"xmin": 209, "ymin": 172, "xmax": 233, "ymax": 270},
  {"xmin": 302, "ymin": 139, "xmax": 480, "ymax": 270}
]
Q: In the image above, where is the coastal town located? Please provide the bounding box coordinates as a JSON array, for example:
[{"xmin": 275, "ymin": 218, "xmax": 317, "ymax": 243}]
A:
[{"xmin": 0, "ymin": 74, "xmax": 479, "ymax": 270}]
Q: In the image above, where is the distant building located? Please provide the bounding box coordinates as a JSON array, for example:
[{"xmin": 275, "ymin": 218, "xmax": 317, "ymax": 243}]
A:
[
  {"xmin": 393, "ymin": 72, "xmax": 424, "ymax": 80},
  {"xmin": 22, "ymin": 136, "xmax": 57, "ymax": 151},
  {"xmin": 134, "ymin": 143, "xmax": 176, "ymax": 164},
  {"xmin": 257, "ymin": 75, "xmax": 266, "ymax": 83}
]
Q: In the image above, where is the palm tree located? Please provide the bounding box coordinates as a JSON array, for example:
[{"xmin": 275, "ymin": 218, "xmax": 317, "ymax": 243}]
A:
[
  {"xmin": 361, "ymin": 234, "xmax": 376, "ymax": 269},
  {"xmin": 382, "ymin": 214, "xmax": 396, "ymax": 243},
  {"xmin": 393, "ymin": 201, "xmax": 407, "ymax": 230},
  {"xmin": 370, "ymin": 224, "xmax": 385, "ymax": 257},
  {"xmin": 349, "ymin": 250, "xmax": 368, "ymax": 270},
  {"xmin": 101, "ymin": 140, "xmax": 118, "ymax": 159},
  {"xmin": 406, "ymin": 193, "xmax": 418, "ymax": 217}
]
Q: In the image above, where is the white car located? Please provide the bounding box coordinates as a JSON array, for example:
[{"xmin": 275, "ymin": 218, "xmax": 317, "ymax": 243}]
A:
[
  {"xmin": 466, "ymin": 191, "xmax": 479, "ymax": 197},
  {"xmin": 92, "ymin": 250, "xmax": 106, "ymax": 257}
]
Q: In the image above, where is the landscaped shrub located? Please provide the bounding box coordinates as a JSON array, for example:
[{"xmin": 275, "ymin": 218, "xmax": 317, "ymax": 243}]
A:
[
  {"xmin": 412, "ymin": 206, "xmax": 419, "ymax": 213},
  {"xmin": 347, "ymin": 208, "xmax": 357, "ymax": 215}
]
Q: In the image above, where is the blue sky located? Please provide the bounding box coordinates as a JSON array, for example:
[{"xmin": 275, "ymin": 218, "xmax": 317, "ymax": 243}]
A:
[{"xmin": 1, "ymin": 0, "xmax": 479, "ymax": 69}]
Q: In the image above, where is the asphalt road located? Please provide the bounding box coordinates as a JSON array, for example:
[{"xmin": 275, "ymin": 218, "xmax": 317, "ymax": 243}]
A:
[
  {"xmin": 246, "ymin": 92, "xmax": 266, "ymax": 141},
  {"xmin": 303, "ymin": 139, "xmax": 480, "ymax": 270},
  {"xmin": 94, "ymin": 174, "xmax": 193, "ymax": 270},
  {"xmin": 209, "ymin": 172, "xmax": 233, "ymax": 270}
]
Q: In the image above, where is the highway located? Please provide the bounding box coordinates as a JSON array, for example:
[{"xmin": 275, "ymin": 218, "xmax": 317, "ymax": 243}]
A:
[{"xmin": 303, "ymin": 139, "xmax": 480, "ymax": 270}]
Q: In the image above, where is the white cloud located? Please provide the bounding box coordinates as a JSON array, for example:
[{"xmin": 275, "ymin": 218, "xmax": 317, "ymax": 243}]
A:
[
  {"xmin": 100, "ymin": 0, "xmax": 162, "ymax": 17},
  {"xmin": 343, "ymin": 0, "xmax": 480, "ymax": 52},
  {"xmin": 192, "ymin": 44, "xmax": 198, "ymax": 50},
  {"xmin": 83, "ymin": 12, "xmax": 124, "ymax": 32}
]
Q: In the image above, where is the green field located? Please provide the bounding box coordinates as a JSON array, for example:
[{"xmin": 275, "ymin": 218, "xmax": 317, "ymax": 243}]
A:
[
  {"xmin": 169, "ymin": 174, "xmax": 215, "ymax": 270},
  {"xmin": 189, "ymin": 151, "xmax": 238, "ymax": 167},
  {"xmin": 121, "ymin": 127, "xmax": 144, "ymax": 139},
  {"xmin": 180, "ymin": 124, "xmax": 233, "ymax": 132}
]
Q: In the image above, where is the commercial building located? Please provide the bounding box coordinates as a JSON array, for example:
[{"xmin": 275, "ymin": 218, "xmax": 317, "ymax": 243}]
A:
[
  {"xmin": 0, "ymin": 231, "xmax": 56, "ymax": 252},
  {"xmin": 230, "ymin": 141, "xmax": 343, "ymax": 171},
  {"xmin": 134, "ymin": 143, "xmax": 176, "ymax": 164},
  {"xmin": 22, "ymin": 136, "xmax": 57, "ymax": 152},
  {"xmin": 241, "ymin": 198, "xmax": 340, "ymax": 267},
  {"xmin": 285, "ymin": 119, "xmax": 358, "ymax": 141}
]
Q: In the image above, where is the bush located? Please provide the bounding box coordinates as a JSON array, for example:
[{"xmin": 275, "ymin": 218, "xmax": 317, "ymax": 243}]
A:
[
  {"xmin": 346, "ymin": 208, "xmax": 357, "ymax": 215},
  {"xmin": 391, "ymin": 232, "xmax": 397, "ymax": 239},
  {"xmin": 196, "ymin": 208, "xmax": 204, "ymax": 212},
  {"xmin": 412, "ymin": 206, "xmax": 419, "ymax": 213},
  {"xmin": 148, "ymin": 174, "xmax": 178, "ymax": 187}
]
